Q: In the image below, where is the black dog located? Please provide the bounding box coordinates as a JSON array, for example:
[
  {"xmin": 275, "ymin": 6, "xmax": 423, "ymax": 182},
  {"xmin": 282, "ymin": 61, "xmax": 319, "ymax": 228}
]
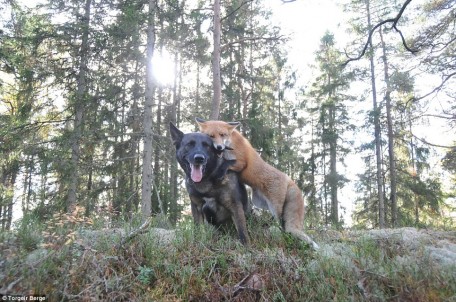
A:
[{"xmin": 169, "ymin": 123, "xmax": 250, "ymax": 245}]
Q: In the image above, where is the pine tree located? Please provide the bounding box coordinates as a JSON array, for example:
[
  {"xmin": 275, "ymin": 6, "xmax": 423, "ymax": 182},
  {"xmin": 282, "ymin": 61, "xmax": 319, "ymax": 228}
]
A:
[
  {"xmin": 0, "ymin": 3, "xmax": 55, "ymax": 227},
  {"xmin": 306, "ymin": 32, "xmax": 354, "ymax": 227}
]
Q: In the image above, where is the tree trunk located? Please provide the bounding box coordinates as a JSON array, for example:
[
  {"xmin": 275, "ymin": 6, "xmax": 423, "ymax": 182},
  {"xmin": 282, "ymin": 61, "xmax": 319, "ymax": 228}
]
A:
[
  {"xmin": 366, "ymin": 0, "xmax": 385, "ymax": 228},
  {"xmin": 169, "ymin": 51, "xmax": 181, "ymax": 224},
  {"xmin": 210, "ymin": 0, "xmax": 222, "ymax": 119},
  {"xmin": 329, "ymin": 104, "xmax": 338, "ymax": 226},
  {"xmin": 322, "ymin": 125, "xmax": 328, "ymax": 226},
  {"xmin": 409, "ymin": 114, "xmax": 419, "ymax": 225},
  {"xmin": 1, "ymin": 160, "xmax": 18, "ymax": 230},
  {"xmin": 22, "ymin": 152, "xmax": 34, "ymax": 213},
  {"xmin": 310, "ymin": 114, "xmax": 317, "ymax": 226},
  {"xmin": 67, "ymin": 0, "xmax": 92, "ymax": 211},
  {"xmin": 130, "ymin": 62, "xmax": 142, "ymax": 214},
  {"xmin": 153, "ymin": 72, "xmax": 162, "ymax": 215},
  {"xmin": 141, "ymin": 0, "xmax": 156, "ymax": 220},
  {"xmin": 127, "ymin": 98, "xmax": 140, "ymax": 217},
  {"xmin": 85, "ymin": 84, "xmax": 100, "ymax": 217},
  {"xmin": 195, "ymin": 61, "xmax": 201, "ymax": 129},
  {"xmin": 379, "ymin": 27, "xmax": 398, "ymax": 227},
  {"xmin": 326, "ymin": 68, "xmax": 338, "ymax": 226}
]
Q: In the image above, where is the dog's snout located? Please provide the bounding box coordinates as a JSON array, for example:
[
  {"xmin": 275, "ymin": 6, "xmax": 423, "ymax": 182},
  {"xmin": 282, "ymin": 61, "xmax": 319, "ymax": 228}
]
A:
[
  {"xmin": 194, "ymin": 154, "xmax": 205, "ymax": 163},
  {"xmin": 215, "ymin": 144, "xmax": 224, "ymax": 151}
]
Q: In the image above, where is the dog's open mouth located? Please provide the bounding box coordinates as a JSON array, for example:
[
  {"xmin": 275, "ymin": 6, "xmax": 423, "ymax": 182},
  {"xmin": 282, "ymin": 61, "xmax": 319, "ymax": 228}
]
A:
[{"xmin": 190, "ymin": 164, "xmax": 204, "ymax": 182}]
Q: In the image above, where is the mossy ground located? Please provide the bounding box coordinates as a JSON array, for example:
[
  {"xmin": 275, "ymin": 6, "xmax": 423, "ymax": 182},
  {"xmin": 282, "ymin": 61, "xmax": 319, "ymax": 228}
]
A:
[{"xmin": 1, "ymin": 211, "xmax": 455, "ymax": 301}]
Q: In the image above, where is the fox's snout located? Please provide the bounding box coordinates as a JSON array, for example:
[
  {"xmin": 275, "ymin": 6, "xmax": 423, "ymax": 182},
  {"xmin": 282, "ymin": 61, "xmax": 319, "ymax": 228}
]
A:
[{"xmin": 214, "ymin": 144, "xmax": 225, "ymax": 151}]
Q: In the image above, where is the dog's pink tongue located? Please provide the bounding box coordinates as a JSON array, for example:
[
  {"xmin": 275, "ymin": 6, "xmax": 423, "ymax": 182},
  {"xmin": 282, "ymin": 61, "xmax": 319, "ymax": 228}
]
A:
[{"xmin": 190, "ymin": 164, "xmax": 203, "ymax": 182}]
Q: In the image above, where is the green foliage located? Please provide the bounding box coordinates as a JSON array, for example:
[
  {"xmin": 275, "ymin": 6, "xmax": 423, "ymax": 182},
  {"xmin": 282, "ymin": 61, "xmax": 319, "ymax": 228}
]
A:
[
  {"xmin": 443, "ymin": 147, "xmax": 456, "ymax": 175},
  {"xmin": 14, "ymin": 213, "xmax": 44, "ymax": 252},
  {"xmin": 137, "ymin": 266, "xmax": 156, "ymax": 285}
]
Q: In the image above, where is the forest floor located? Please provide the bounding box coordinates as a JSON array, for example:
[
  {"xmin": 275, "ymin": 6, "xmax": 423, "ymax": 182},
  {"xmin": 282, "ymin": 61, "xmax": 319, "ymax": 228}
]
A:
[{"xmin": 1, "ymin": 213, "xmax": 455, "ymax": 301}]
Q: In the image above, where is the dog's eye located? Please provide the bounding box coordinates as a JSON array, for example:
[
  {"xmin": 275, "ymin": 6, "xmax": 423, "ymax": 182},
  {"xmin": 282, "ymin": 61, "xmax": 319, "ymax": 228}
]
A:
[
  {"xmin": 185, "ymin": 141, "xmax": 195, "ymax": 150},
  {"xmin": 220, "ymin": 133, "xmax": 225, "ymax": 137},
  {"xmin": 209, "ymin": 135, "xmax": 215, "ymax": 138}
]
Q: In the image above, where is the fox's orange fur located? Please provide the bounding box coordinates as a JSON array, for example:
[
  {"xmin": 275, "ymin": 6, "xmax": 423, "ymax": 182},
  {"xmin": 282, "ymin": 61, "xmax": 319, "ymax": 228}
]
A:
[{"xmin": 197, "ymin": 119, "xmax": 318, "ymax": 249}]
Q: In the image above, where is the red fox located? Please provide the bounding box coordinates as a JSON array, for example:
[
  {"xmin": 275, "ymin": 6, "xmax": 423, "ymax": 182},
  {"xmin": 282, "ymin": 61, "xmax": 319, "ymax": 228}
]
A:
[{"xmin": 196, "ymin": 118, "xmax": 319, "ymax": 249}]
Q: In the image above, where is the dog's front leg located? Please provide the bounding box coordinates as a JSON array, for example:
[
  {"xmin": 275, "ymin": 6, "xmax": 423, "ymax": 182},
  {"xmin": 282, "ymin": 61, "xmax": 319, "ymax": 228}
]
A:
[
  {"xmin": 231, "ymin": 203, "xmax": 250, "ymax": 246},
  {"xmin": 189, "ymin": 195, "xmax": 204, "ymax": 224}
]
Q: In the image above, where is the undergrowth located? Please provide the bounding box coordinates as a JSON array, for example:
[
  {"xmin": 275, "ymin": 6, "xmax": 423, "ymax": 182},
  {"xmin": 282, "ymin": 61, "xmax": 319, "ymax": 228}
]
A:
[{"xmin": 0, "ymin": 211, "xmax": 455, "ymax": 301}]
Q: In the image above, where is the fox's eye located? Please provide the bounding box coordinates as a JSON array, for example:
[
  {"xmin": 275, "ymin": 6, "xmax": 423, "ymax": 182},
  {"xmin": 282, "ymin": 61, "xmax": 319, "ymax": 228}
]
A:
[
  {"xmin": 220, "ymin": 133, "xmax": 225, "ymax": 137},
  {"xmin": 210, "ymin": 135, "xmax": 215, "ymax": 138}
]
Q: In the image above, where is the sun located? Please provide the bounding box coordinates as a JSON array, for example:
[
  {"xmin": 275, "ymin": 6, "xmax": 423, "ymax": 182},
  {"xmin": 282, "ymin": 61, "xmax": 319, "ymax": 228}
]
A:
[{"xmin": 151, "ymin": 49, "xmax": 176, "ymax": 87}]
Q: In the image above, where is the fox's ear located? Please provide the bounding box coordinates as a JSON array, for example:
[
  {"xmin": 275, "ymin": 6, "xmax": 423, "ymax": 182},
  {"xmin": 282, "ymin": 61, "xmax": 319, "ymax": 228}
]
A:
[
  {"xmin": 195, "ymin": 117, "xmax": 206, "ymax": 124},
  {"xmin": 169, "ymin": 122, "xmax": 183, "ymax": 146},
  {"xmin": 195, "ymin": 117, "xmax": 206, "ymax": 129},
  {"xmin": 227, "ymin": 121, "xmax": 240, "ymax": 131}
]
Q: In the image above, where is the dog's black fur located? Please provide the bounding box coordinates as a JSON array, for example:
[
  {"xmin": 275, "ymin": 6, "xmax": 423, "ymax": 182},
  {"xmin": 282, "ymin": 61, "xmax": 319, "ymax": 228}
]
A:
[{"xmin": 170, "ymin": 123, "xmax": 250, "ymax": 245}]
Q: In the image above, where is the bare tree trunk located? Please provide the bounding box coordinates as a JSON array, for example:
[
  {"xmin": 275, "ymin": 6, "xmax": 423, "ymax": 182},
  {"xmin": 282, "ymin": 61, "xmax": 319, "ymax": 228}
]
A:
[
  {"xmin": 329, "ymin": 105, "xmax": 338, "ymax": 226},
  {"xmin": 141, "ymin": 0, "xmax": 156, "ymax": 220},
  {"xmin": 153, "ymin": 73, "xmax": 162, "ymax": 214},
  {"xmin": 322, "ymin": 130, "xmax": 328, "ymax": 226},
  {"xmin": 379, "ymin": 27, "xmax": 398, "ymax": 227},
  {"xmin": 68, "ymin": 0, "xmax": 92, "ymax": 211},
  {"xmin": 130, "ymin": 62, "xmax": 142, "ymax": 214},
  {"xmin": 210, "ymin": 0, "xmax": 222, "ymax": 119},
  {"xmin": 366, "ymin": 0, "xmax": 385, "ymax": 228},
  {"xmin": 6, "ymin": 184, "xmax": 14, "ymax": 230},
  {"xmin": 167, "ymin": 52, "xmax": 181, "ymax": 224},
  {"xmin": 85, "ymin": 84, "xmax": 100, "ymax": 217},
  {"xmin": 309, "ymin": 114, "xmax": 317, "ymax": 226},
  {"xmin": 22, "ymin": 152, "xmax": 34, "ymax": 213},
  {"xmin": 1, "ymin": 160, "xmax": 18, "ymax": 230},
  {"xmin": 128, "ymin": 98, "xmax": 140, "ymax": 217},
  {"xmin": 409, "ymin": 114, "xmax": 419, "ymax": 225},
  {"xmin": 195, "ymin": 61, "xmax": 201, "ymax": 129}
]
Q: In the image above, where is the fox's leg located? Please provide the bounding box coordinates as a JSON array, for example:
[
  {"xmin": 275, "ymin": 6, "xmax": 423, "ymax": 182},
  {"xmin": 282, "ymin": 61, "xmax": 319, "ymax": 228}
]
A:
[
  {"xmin": 251, "ymin": 189, "xmax": 269, "ymax": 211},
  {"xmin": 282, "ymin": 183, "xmax": 319, "ymax": 250},
  {"xmin": 213, "ymin": 159, "xmax": 236, "ymax": 182},
  {"xmin": 285, "ymin": 227, "xmax": 320, "ymax": 250}
]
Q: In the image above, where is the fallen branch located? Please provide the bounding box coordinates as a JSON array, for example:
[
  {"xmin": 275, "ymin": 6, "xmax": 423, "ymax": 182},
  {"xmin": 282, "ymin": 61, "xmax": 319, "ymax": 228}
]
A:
[
  {"xmin": 119, "ymin": 217, "xmax": 153, "ymax": 247},
  {"xmin": 218, "ymin": 272, "xmax": 264, "ymax": 299},
  {"xmin": 0, "ymin": 277, "xmax": 24, "ymax": 294}
]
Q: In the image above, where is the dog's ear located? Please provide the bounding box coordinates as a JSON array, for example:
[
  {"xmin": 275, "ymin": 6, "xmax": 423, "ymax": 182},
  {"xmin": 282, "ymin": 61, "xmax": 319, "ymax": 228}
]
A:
[{"xmin": 169, "ymin": 122, "xmax": 183, "ymax": 146}]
